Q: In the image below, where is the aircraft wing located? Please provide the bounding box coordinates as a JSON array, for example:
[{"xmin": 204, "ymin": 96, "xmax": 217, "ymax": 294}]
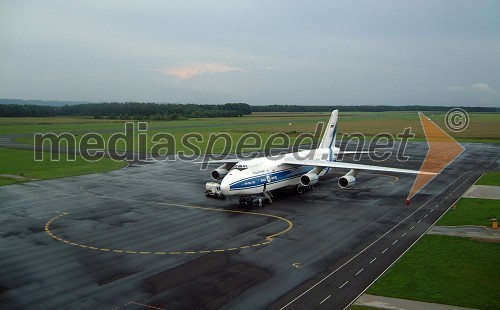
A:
[
  {"xmin": 194, "ymin": 158, "xmax": 242, "ymax": 164},
  {"xmin": 283, "ymin": 158, "xmax": 434, "ymax": 175}
]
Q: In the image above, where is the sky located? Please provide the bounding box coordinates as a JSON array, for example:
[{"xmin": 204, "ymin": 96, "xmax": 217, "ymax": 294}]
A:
[{"xmin": 1, "ymin": 0, "xmax": 499, "ymax": 106}]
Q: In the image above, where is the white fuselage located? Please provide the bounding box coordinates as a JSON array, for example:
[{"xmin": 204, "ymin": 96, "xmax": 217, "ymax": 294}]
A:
[{"xmin": 220, "ymin": 147, "xmax": 338, "ymax": 196}]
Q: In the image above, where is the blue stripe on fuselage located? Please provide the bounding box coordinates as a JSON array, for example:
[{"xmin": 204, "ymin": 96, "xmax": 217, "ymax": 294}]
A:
[{"xmin": 229, "ymin": 166, "xmax": 313, "ymax": 191}]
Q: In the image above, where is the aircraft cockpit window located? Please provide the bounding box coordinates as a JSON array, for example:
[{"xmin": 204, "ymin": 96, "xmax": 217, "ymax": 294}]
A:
[{"xmin": 232, "ymin": 164, "xmax": 248, "ymax": 171}]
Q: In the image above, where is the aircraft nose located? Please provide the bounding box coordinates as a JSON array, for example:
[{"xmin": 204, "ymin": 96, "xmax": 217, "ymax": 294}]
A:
[{"xmin": 220, "ymin": 178, "xmax": 230, "ymax": 195}]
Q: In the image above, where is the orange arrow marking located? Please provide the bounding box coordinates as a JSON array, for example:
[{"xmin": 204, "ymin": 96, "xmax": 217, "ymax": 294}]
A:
[{"xmin": 407, "ymin": 113, "xmax": 465, "ymax": 203}]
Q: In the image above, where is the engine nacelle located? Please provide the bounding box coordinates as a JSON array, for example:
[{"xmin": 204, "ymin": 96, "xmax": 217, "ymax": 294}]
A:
[
  {"xmin": 338, "ymin": 175, "xmax": 356, "ymax": 188},
  {"xmin": 211, "ymin": 165, "xmax": 229, "ymax": 180},
  {"xmin": 300, "ymin": 172, "xmax": 319, "ymax": 186}
]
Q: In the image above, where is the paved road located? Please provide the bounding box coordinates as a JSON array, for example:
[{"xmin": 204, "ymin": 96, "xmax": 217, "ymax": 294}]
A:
[
  {"xmin": 0, "ymin": 143, "xmax": 498, "ymax": 309},
  {"xmin": 354, "ymin": 293, "xmax": 476, "ymax": 310},
  {"xmin": 428, "ymin": 225, "xmax": 500, "ymax": 241},
  {"xmin": 463, "ymin": 185, "xmax": 500, "ymax": 200}
]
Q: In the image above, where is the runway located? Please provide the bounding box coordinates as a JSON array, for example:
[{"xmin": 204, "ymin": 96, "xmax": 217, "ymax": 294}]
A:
[{"xmin": 0, "ymin": 142, "xmax": 498, "ymax": 309}]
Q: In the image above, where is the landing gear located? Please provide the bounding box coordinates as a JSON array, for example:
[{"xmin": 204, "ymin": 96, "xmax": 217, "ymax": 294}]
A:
[
  {"xmin": 296, "ymin": 184, "xmax": 314, "ymax": 194},
  {"xmin": 239, "ymin": 197, "xmax": 254, "ymax": 207},
  {"xmin": 239, "ymin": 196, "xmax": 266, "ymax": 208}
]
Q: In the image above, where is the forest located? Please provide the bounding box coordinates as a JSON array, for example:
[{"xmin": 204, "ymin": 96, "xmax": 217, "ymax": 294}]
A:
[
  {"xmin": 0, "ymin": 102, "xmax": 252, "ymax": 119},
  {"xmin": 0, "ymin": 101, "xmax": 497, "ymax": 118}
]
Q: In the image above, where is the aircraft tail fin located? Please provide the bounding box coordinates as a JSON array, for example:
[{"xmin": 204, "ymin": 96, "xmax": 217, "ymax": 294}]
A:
[{"xmin": 318, "ymin": 110, "xmax": 338, "ymax": 149}]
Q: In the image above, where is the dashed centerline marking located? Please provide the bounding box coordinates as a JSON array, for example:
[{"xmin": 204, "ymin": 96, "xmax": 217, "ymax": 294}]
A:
[
  {"xmin": 401, "ymin": 232, "xmax": 407, "ymax": 237},
  {"xmin": 369, "ymin": 257, "xmax": 377, "ymax": 264},
  {"xmin": 392, "ymin": 239, "xmax": 398, "ymax": 245},
  {"xmin": 410, "ymin": 225, "xmax": 415, "ymax": 230},
  {"xmin": 278, "ymin": 171, "xmax": 478, "ymax": 309},
  {"xmin": 355, "ymin": 268, "xmax": 364, "ymax": 276},
  {"xmin": 381, "ymin": 248, "xmax": 388, "ymax": 254},
  {"xmin": 339, "ymin": 281, "xmax": 349, "ymax": 289},
  {"xmin": 320, "ymin": 295, "xmax": 331, "ymax": 304}
]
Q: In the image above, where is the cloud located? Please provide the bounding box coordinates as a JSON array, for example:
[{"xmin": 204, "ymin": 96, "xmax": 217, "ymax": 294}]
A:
[
  {"xmin": 156, "ymin": 62, "xmax": 243, "ymax": 80},
  {"xmin": 445, "ymin": 83, "xmax": 497, "ymax": 93}
]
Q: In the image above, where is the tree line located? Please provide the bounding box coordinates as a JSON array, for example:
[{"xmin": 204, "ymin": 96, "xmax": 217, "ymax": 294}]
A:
[
  {"xmin": 0, "ymin": 102, "xmax": 497, "ymax": 118},
  {"xmin": 251, "ymin": 105, "xmax": 499, "ymax": 113},
  {"xmin": 0, "ymin": 102, "xmax": 252, "ymax": 118}
]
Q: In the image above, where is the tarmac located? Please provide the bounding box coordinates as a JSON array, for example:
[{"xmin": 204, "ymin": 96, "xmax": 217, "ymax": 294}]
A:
[{"xmin": 0, "ymin": 142, "xmax": 498, "ymax": 309}]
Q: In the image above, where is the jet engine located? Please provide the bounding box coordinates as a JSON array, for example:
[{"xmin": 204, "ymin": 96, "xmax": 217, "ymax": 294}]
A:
[
  {"xmin": 300, "ymin": 172, "xmax": 319, "ymax": 186},
  {"xmin": 211, "ymin": 164, "xmax": 230, "ymax": 180},
  {"xmin": 338, "ymin": 169, "xmax": 359, "ymax": 188},
  {"xmin": 338, "ymin": 175, "xmax": 356, "ymax": 188}
]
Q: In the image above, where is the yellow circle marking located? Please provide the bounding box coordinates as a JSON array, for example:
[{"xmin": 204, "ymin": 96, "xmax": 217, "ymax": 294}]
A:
[{"xmin": 45, "ymin": 191, "xmax": 293, "ymax": 255}]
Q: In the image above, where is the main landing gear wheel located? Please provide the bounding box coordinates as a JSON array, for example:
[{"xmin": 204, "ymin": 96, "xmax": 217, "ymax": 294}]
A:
[
  {"xmin": 239, "ymin": 197, "xmax": 253, "ymax": 207},
  {"xmin": 296, "ymin": 184, "xmax": 314, "ymax": 194}
]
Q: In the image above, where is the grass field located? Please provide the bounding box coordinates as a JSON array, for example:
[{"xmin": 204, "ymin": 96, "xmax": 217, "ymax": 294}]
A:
[
  {"xmin": 437, "ymin": 198, "xmax": 500, "ymax": 226},
  {"xmin": 366, "ymin": 235, "xmax": 500, "ymax": 310},
  {"xmin": 0, "ymin": 111, "xmax": 498, "ymax": 186},
  {"xmin": 476, "ymin": 171, "xmax": 500, "ymax": 186},
  {"xmin": 6, "ymin": 112, "xmax": 500, "ymax": 153},
  {"xmin": 0, "ymin": 148, "xmax": 126, "ymax": 186}
]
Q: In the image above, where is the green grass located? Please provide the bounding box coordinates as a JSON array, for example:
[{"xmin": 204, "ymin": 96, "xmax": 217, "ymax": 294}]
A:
[
  {"xmin": 0, "ymin": 112, "xmax": 498, "ymax": 185},
  {"xmin": 437, "ymin": 198, "xmax": 500, "ymax": 226},
  {"xmin": 0, "ymin": 147, "xmax": 126, "ymax": 186},
  {"xmin": 3, "ymin": 112, "xmax": 500, "ymax": 150},
  {"xmin": 476, "ymin": 172, "xmax": 500, "ymax": 186},
  {"xmin": 367, "ymin": 235, "xmax": 500, "ymax": 310}
]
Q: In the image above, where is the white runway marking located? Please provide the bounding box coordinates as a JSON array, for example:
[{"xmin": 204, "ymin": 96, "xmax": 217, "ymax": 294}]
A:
[
  {"xmin": 280, "ymin": 172, "xmax": 473, "ymax": 309},
  {"xmin": 319, "ymin": 295, "xmax": 331, "ymax": 304}
]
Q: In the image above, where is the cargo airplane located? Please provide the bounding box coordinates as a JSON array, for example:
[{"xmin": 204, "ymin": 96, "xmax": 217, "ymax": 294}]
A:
[{"xmin": 200, "ymin": 110, "xmax": 427, "ymax": 206}]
